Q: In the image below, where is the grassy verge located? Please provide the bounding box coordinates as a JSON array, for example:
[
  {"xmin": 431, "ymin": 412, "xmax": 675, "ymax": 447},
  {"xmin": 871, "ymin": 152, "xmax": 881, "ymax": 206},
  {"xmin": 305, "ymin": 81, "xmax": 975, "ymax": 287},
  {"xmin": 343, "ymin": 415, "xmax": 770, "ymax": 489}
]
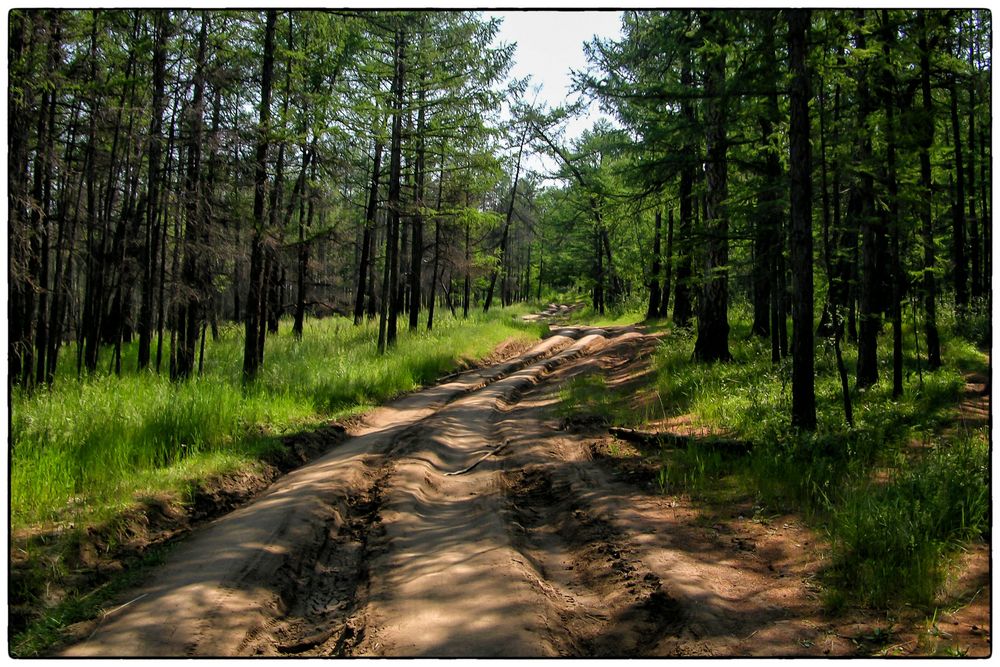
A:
[
  {"xmin": 560, "ymin": 305, "xmax": 989, "ymax": 611},
  {"xmin": 11, "ymin": 307, "xmax": 542, "ymax": 532}
]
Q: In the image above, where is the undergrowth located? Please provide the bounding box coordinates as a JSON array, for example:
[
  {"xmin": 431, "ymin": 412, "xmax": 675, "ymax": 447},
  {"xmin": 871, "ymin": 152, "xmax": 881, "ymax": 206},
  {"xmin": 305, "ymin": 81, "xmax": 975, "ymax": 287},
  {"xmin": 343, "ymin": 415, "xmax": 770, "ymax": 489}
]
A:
[{"xmin": 560, "ymin": 303, "xmax": 989, "ymax": 611}]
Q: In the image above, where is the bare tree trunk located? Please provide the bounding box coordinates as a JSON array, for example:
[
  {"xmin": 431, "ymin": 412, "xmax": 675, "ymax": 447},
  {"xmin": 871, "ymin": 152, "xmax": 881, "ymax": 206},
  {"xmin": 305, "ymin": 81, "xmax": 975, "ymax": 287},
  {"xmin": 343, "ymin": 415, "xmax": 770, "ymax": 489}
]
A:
[
  {"xmin": 355, "ymin": 137, "xmax": 383, "ymax": 324},
  {"xmin": 646, "ymin": 208, "xmax": 662, "ymax": 320},
  {"xmin": 242, "ymin": 10, "xmax": 276, "ymax": 383},
  {"xmin": 855, "ymin": 11, "xmax": 882, "ymax": 388},
  {"xmin": 658, "ymin": 208, "xmax": 674, "ymax": 318},
  {"xmin": 427, "ymin": 146, "xmax": 446, "ymax": 331},
  {"xmin": 967, "ymin": 30, "xmax": 982, "ymax": 301},
  {"xmin": 672, "ymin": 30, "xmax": 695, "ymax": 329},
  {"xmin": 463, "ymin": 216, "xmax": 471, "ymax": 318},
  {"xmin": 919, "ymin": 11, "xmax": 942, "ymax": 369},
  {"xmin": 379, "ymin": 27, "xmax": 405, "ymax": 353},
  {"xmin": 174, "ymin": 12, "xmax": 208, "ymax": 380},
  {"xmin": 881, "ymin": 10, "xmax": 904, "ymax": 399},
  {"xmin": 788, "ymin": 9, "xmax": 816, "ymax": 430},
  {"xmin": 484, "ymin": 123, "xmax": 527, "ymax": 313},
  {"xmin": 138, "ymin": 10, "xmax": 169, "ymax": 370},
  {"xmin": 294, "ymin": 147, "xmax": 317, "ymax": 339},
  {"xmin": 693, "ymin": 10, "xmax": 731, "ymax": 363}
]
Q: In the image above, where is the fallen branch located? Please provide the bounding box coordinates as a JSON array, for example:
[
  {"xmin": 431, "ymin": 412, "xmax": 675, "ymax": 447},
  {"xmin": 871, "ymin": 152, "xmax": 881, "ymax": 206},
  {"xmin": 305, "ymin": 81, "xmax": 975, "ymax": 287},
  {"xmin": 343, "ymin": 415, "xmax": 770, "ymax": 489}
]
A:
[
  {"xmin": 608, "ymin": 427, "xmax": 751, "ymax": 452},
  {"xmin": 445, "ymin": 442, "xmax": 508, "ymax": 476},
  {"xmin": 87, "ymin": 593, "xmax": 149, "ymax": 641}
]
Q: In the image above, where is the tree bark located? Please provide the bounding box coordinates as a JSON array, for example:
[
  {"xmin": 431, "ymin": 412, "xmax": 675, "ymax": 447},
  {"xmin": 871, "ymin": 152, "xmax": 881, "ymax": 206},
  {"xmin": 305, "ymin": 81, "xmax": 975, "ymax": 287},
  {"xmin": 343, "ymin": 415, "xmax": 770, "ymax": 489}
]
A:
[
  {"xmin": 881, "ymin": 10, "xmax": 904, "ymax": 399},
  {"xmin": 658, "ymin": 208, "xmax": 674, "ymax": 318},
  {"xmin": 355, "ymin": 137, "xmax": 383, "ymax": 324},
  {"xmin": 854, "ymin": 11, "xmax": 882, "ymax": 389},
  {"xmin": 693, "ymin": 11, "xmax": 732, "ymax": 363},
  {"xmin": 138, "ymin": 10, "xmax": 169, "ymax": 371},
  {"xmin": 174, "ymin": 12, "xmax": 208, "ymax": 380},
  {"xmin": 294, "ymin": 147, "xmax": 317, "ymax": 339},
  {"xmin": 967, "ymin": 30, "xmax": 982, "ymax": 301},
  {"xmin": 484, "ymin": 122, "xmax": 527, "ymax": 313},
  {"xmin": 919, "ymin": 11, "xmax": 942, "ymax": 369},
  {"xmin": 788, "ymin": 9, "xmax": 816, "ymax": 430},
  {"xmin": 379, "ymin": 26, "xmax": 406, "ymax": 353},
  {"xmin": 427, "ymin": 146, "xmax": 446, "ymax": 331},
  {"xmin": 646, "ymin": 208, "xmax": 662, "ymax": 320},
  {"xmin": 242, "ymin": 10, "xmax": 276, "ymax": 383}
]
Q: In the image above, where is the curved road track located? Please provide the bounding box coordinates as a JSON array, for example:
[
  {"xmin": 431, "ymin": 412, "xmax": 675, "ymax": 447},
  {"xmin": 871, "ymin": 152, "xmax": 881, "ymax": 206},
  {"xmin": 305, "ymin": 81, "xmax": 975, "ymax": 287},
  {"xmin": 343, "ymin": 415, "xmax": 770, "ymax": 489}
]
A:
[{"xmin": 62, "ymin": 324, "xmax": 830, "ymax": 657}]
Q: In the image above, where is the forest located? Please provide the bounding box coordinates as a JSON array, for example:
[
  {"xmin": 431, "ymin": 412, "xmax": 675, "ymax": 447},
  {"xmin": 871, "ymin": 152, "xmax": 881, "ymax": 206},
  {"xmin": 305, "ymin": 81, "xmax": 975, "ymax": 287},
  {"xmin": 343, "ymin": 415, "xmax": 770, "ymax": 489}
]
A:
[{"xmin": 8, "ymin": 9, "xmax": 992, "ymax": 658}]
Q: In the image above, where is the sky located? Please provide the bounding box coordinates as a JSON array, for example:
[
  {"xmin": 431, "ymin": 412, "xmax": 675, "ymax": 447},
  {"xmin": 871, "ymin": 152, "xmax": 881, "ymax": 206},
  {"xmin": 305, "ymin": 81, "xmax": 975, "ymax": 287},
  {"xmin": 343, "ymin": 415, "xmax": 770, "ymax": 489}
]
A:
[{"xmin": 488, "ymin": 10, "xmax": 624, "ymax": 176}]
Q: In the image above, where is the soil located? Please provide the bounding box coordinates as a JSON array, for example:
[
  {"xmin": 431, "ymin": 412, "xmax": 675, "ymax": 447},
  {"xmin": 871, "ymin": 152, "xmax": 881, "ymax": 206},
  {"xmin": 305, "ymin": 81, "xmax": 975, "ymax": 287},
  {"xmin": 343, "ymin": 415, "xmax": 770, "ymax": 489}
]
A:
[{"xmin": 44, "ymin": 318, "xmax": 991, "ymax": 657}]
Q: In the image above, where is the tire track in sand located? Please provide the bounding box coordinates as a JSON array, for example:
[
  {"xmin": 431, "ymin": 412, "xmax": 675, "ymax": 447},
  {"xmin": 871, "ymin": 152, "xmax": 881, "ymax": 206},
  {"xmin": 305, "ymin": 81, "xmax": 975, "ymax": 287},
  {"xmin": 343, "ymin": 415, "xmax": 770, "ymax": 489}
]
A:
[{"xmin": 60, "ymin": 328, "xmax": 593, "ymax": 657}]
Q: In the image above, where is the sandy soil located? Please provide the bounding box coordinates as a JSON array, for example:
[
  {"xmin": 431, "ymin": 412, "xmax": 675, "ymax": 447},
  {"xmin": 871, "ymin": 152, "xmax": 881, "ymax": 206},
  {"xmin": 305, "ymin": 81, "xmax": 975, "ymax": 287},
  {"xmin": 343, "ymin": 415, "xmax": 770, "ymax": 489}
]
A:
[{"xmin": 57, "ymin": 321, "xmax": 991, "ymax": 657}]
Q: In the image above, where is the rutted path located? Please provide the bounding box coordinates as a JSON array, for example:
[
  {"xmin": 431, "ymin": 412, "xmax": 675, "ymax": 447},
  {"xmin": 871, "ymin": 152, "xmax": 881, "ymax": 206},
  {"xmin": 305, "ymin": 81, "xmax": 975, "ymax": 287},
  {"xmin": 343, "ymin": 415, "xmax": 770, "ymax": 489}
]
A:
[
  {"xmin": 61, "ymin": 320, "xmax": 860, "ymax": 657},
  {"xmin": 62, "ymin": 325, "xmax": 625, "ymax": 656}
]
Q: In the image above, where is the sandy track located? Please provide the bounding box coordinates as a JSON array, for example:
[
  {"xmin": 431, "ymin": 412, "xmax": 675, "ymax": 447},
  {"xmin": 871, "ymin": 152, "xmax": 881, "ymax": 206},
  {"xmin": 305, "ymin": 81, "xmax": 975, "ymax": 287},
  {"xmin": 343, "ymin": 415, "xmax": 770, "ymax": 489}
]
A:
[
  {"xmin": 61, "ymin": 326, "xmax": 619, "ymax": 657},
  {"xmin": 61, "ymin": 323, "xmax": 869, "ymax": 657}
]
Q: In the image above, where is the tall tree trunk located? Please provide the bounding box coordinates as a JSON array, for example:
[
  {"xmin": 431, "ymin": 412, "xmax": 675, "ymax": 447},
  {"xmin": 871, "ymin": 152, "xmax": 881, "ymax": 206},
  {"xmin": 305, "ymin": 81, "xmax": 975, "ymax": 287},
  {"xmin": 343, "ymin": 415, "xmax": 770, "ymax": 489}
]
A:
[
  {"xmin": 366, "ymin": 211, "xmax": 379, "ymax": 320},
  {"xmin": 46, "ymin": 101, "xmax": 80, "ymax": 385},
  {"xmin": 693, "ymin": 11, "xmax": 731, "ymax": 363},
  {"xmin": 28, "ymin": 25, "xmax": 54, "ymax": 387},
  {"xmin": 759, "ymin": 25, "xmax": 784, "ymax": 350},
  {"xmin": 427, "ymin": 146, "xmax": 446, "ymax": 331},
  {"xmin": 484, "ymin": 122, "xmax": 527, "ymax": 313},
  {"xmin": 672, "ymin": 170, "xmax": 694, "ymax": 327},
  {"xmin": 750, "ymin": 19, "xmax": 779, "ymax": 339},
  {"xmin": 355, "ymin": 137, "xmax": 383, "ymax": 324},
  {"xmin": 919, "ymin": 11, "xmax": 942, "ymax": 369},
  {"xmin": 646, "ymin": 207, "xmax": 662, "ymax": 319},
  {"xmin": 80, "ymin": 13, "xmax": 103, "ymax": 375},
  {"xmin": 949, "ymin": 74, "xmax": 969, "ymax": 316},
  {"xmin": 138, "ymin": 10, "xmax": 169, "ymax": 371},
  {"xmin": 409, "ymin": 62, "xmax": 427, "ymax": 330},
  {"xmin": 8, "ymin": 11, "xmax": 32, "ymax": 386},
  {"xmin": 174, "ymin": 13, "xmax": 208, "ymax": 380},
  {"xmin": 980, "ymin": 101, "xmax": 990, "ymax": 302},
  {"xmin": 658, "ymin": 208, "xmax": 674, "ymax": 317},
  {"xmin": 671, "ymin": 19, "xmax": 695, "ymax": 330},
  {"xmin": 242, "ymin": 10, "xmax": 276, "ymax": 383},
  {"xmin": 855, "ymin": 11, "xmax": 882, "ymax": 388},
  {"xmin": 967, "ymin": 31, "xmax": 982, "ymax": 301},
  {"xmin": 817, "ymin": 42, "xmax": 849, "ymax": 340},
  {"xmin": 294, "ymin": 148, "xmax": 317, "ymax": 339},
  {"xmin": 881, "ymin": 10, "xmax": 904, "ymax": 399},
  {"xmin": 463, "ymin": 214, "xmax": 471, "ymax": 318},
  {"xmin": 788, "ymin": 9, "xmax": 816, "ymax": 429},
  {"xmin": 156, "ymin": 97, "xmax": 180, "ymax": 374},
  {"xmin": 379, "ymin": 27, "xmax": 405, "ymax": 353}
]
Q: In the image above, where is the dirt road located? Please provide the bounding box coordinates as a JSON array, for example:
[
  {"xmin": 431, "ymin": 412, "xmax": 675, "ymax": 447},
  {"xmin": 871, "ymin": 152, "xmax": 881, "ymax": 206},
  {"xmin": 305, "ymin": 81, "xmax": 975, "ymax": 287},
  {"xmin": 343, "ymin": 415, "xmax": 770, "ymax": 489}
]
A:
[{"xmin": 58, "ymin": 322, "xmax": 933, "ymax": 657}]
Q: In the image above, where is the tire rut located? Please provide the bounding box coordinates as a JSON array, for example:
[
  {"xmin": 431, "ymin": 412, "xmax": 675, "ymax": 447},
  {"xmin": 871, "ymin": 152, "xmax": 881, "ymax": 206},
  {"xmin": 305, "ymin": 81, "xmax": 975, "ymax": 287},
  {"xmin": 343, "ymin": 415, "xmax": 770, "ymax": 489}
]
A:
[
  {"xmin": 254, "ymin": 459, "xmax": 393, "ymax": 657},
  {"xmin": 59, "ymin": 326, "xmax": 647, "ymax": 657},
  {"xmin": 337, "ymin": 329, "xmax": 625, "ymax": 656},
  {"xmin": 504, "ymin": 464, "xmax": 684, "ymax": 656}
]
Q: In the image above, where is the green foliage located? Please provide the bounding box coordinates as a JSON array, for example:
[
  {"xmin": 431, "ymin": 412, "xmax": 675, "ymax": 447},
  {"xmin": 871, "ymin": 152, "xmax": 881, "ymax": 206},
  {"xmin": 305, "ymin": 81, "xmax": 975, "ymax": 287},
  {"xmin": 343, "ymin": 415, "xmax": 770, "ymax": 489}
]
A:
[
  {"xmin": 826, "ymin": 435, "xmax": 989, "ymax": 608},
  {"xmin": 563, "ymin": 302, "xmax": 988, "ymax": 612},
  {"xmin": 11, "ymin": 310, "xmax": 541, "ymax": 530}
]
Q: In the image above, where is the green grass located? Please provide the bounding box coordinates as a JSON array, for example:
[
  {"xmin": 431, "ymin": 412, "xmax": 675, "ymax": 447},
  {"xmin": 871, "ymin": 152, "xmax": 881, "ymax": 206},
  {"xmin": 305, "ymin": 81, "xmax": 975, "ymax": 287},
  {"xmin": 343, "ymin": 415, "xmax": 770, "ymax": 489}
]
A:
[
  {"xmin": 11, "ymin": 308, "xmax": 543, "ymax": 531},
  {"xmin": 562, "ymin": 301, "xmax": 990, "ymax": 610},
  {"xmin": 825, "ymin": 433, "xmax": 989, "ymax": 609}
]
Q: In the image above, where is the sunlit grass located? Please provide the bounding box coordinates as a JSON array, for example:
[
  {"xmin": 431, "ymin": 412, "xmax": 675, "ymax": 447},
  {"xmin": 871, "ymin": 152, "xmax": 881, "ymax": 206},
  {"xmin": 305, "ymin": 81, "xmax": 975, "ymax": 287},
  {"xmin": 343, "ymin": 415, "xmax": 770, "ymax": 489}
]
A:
[
  {"xmin": 564, "ymin": 300, "xmax": 989, "ymax": 609},
  {"xmin": 11, "ymin": 308, "xmax": 543, "ymax": 530}
]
